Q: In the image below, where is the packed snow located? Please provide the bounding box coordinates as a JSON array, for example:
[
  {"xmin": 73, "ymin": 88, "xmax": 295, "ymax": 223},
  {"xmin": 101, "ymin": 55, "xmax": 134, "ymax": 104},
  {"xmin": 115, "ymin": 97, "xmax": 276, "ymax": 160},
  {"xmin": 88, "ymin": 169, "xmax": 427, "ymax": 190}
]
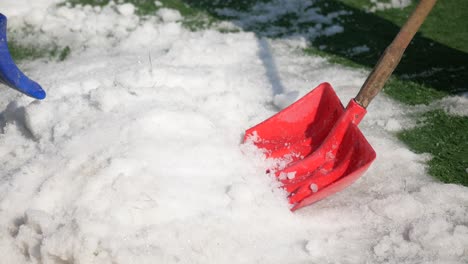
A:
[{"xmin": 1, "ymin": 1, "xmax": 467, "ymax": 263}]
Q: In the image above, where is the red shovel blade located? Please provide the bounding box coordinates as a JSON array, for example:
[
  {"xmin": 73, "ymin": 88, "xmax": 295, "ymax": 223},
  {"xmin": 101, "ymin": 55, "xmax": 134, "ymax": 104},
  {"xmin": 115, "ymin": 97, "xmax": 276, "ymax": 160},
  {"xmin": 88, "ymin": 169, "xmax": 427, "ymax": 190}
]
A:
[{"xmin": 244, "ymin": 83, "xmax": 376, "ymax": 211}]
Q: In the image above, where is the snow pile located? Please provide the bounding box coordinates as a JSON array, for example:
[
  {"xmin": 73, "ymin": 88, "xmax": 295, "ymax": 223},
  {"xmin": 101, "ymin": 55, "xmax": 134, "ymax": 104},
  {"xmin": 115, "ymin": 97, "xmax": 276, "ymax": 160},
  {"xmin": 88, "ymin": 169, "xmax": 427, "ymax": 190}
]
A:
[
  {"xmin": 5, "ymin": 3, "xmax": 140, "ymax": 50},
  {"xmin": 0, "ymin": 1, "xmax": 467, "ymax": 264}
]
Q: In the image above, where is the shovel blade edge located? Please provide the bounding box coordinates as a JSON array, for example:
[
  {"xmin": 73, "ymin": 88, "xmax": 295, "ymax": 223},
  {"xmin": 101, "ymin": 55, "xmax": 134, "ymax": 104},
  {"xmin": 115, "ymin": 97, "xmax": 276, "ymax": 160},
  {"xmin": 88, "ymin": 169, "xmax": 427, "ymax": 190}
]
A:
[{"xmin": 244, "ymin": 83, "xmax": 376, "ymax": 210}]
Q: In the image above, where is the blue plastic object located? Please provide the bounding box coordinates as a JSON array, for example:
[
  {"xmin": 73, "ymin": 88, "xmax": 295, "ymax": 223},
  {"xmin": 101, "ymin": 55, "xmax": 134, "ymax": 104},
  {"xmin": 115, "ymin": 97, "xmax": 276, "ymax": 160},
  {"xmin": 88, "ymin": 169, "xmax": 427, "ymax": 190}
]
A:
[{"xmin": 0, "ymin": 13, "xmax": 46, "ymax": 99}]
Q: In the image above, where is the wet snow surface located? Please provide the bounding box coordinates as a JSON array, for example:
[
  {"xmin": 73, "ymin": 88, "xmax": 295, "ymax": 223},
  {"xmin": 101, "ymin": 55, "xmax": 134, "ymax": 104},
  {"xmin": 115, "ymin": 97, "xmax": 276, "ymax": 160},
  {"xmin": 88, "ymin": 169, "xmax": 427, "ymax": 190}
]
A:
[{"xmin": 1, "ymin": 1, "xmax": 467, "ymax": 263}]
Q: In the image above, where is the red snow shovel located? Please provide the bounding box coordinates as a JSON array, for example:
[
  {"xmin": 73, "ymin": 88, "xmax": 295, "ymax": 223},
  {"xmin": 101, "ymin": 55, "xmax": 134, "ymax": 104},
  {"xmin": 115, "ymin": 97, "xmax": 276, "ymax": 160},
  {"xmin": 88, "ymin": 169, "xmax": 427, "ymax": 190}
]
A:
[{"xmin": 244, "ymin": 0, "xmax": 437, "ymax": 211}]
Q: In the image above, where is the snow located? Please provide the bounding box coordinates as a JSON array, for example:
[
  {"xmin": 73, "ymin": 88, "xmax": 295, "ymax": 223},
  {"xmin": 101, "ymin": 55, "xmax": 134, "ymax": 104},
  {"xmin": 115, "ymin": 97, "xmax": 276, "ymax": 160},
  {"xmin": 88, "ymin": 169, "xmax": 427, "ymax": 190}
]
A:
[
  {"xmin": 117, "ymin": 3, "xmax": 135, "ymax": 17},
  {"xmin": 369, "ymin": 0, "xmax": 413, "ymax": 12},
  {"xmin": 216, "ymin": 0, "xmax": 350, "ymax": 39},
  {"xmin": 309, "ymin": 184, "xmax": 319, "ymax": 193},
  {"xmin": 0, "ymin": 1, "xmax": 467, "ymax": 263},
  {"xmin": 273, "ymin": 91, "xmax": 299, "ymax": 109},
  {"xmin": 156, "ymin": 8, "xmax": 182, "ymax": 23},
  {"xmin": 435, "ymin": 95, "xmax": 468, "ymax": 116},
  {"xmin": 350, "ymin": 45, "xmax": 371, "ymax": 55},
  {"xmin": 323, "ymin": 24, "xmax": 344, "ymax": 36}
]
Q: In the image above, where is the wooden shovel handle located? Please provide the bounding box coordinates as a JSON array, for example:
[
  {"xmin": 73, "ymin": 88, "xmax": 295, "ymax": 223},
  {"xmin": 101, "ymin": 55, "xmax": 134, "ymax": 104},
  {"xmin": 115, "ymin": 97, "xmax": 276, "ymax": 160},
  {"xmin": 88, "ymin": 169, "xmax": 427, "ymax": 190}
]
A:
[{"xmin": 354, "ymin": 0, "xmax": 437, "ymax": 108}]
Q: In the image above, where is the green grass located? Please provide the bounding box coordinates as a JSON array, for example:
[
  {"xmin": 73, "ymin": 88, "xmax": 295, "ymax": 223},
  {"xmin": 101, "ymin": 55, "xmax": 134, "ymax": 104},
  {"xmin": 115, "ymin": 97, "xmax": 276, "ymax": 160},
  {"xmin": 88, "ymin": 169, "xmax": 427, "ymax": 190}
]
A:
[
  {"xmin": 66, "ymin": 0, "xmax": 266, "ymax": 15},
  {"xmin": 308, "ymin": 0, "xmax": 468, "ymax": 102},
  {"xmin": 398, "ymin": 110, "xmax": 468, "ymax": 186},
  {"xmin": 8, "ymin": 40, "xmax": 50, "ymax": 62},
  {"xmin": 57, "ymin": 46, "xmax": 71, "ymax": 61},
  {"xmin": 342, "ymin": 0, "xmax": 468, "ymax": 53},
  {"xmin": 9, "ymin": 40, "xmax": 71, "ymax": 62},
  {"xmin": 8, "ymin": 24, "xmax": 71, "ymax": 62},
  {"xmin": 382, "ymin": 78, "xmax": 447, "ymax": 106}
]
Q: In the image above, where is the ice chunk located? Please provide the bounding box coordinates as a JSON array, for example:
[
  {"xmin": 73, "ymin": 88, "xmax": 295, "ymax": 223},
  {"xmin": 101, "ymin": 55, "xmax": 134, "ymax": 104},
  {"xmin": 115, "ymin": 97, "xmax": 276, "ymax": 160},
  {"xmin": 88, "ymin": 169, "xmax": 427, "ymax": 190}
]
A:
[
  {"xmin": 385, "ymin": 118, "xmax": 402, "ymax": 131},
  {"xmin": 310, "ymin": 184, "xmax": 319, "ymax": 193},
  {"xmin": 117, "ymin": 3, "xmax": 135, "ymax": 17},
  {"xmin": 23, "ymin": 101, "xmax": 54, "ymax": 139},
  {"xmin": 156, "ymin": 8, "xmax": 182, "ymax": 23}
]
